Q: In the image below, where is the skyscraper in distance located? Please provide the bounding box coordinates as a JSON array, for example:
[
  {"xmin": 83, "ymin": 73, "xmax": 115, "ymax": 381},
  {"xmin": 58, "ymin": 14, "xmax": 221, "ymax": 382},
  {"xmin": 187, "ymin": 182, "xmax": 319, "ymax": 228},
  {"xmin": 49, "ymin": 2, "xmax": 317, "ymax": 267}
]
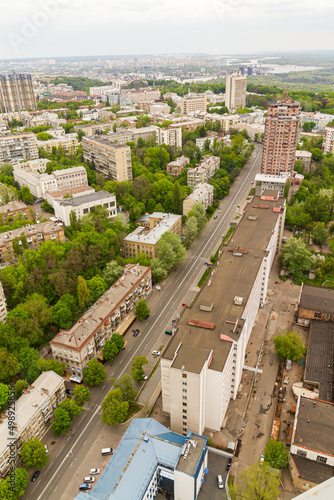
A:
[
  {"xmin": 225, "ymin": 70, "xmax": 247, "ymax": 113},
  {"xmin": 261, "ymin": 92, "xmax": 300, "ymax": 176},
  {"xmin": 0, "ymin": 73, "xmax": 37, "ymax": 113}
]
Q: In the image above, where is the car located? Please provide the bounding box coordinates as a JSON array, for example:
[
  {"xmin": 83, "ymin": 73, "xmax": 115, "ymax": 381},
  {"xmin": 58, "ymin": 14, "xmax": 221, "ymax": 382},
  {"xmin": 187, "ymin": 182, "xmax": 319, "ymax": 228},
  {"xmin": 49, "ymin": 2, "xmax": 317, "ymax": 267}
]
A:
[
  {"xmin": 84, "ymin": 476, "xmax": 95, "ymax": 483},
  {"xmin": 133, "ymin": 329, "xmax": 139, "ymax": 337},
  {"xmin": 152, "ymin": 350, "xmax": 161, "ymax": 356},
  {"xmin": 31, "ymin": 470, "xmax": 40, "ymax": 482},
  {"xmin": 44, "ymin": 445, "xmax": 49, "ymax": 453},
  {"xmin": 214, "ymin": 215, "xmax": 218, "ymax": 219},
  {"xmin": 283, "ymin": 376, "xmax": 289, "ymax": 385},
  {"xmin": 217, "ymin": 474, "xmax": 224, "ymax": 489},
  {"xmin": 260, "ymin": 455, "xmax": 265, "ymax": 462},
  {"xmin": 251, "ymin": 181, "xmax": 254, "ymax": 184},
  {"xmin": 89, "ymin": 468, "xmax": 100, "ymax": 475},
  {"xmin": 285, "ymin": 364, "xmax": 292, "ymax": 371},
  {"xmin": 79, "ymin": 483, "xmax": 92, "ymax": 491},
  {"xmin": 270, "ymin": 357, "xmax": 273, "ymax": 366},
  {"xmin": 144, "ymin": 315, "xmax": 150, "ymax": 319},
  {"xmin": 143, "ymin": 376, "xmax": 148, "ymax": 381},
  {"xmin": 66, "ymin": 389, "xmax": 73, "ymax": 395},
  {"xmin": 226, "ymin": 458, "xmax": 232, "ymax": 471},
  {"xmin": 218, "ymin": 209, "xmax": 222, "ymax": 213},
  {"xmin": 286, "ymin": 359, "xmax": 292, "ymax": 365}
]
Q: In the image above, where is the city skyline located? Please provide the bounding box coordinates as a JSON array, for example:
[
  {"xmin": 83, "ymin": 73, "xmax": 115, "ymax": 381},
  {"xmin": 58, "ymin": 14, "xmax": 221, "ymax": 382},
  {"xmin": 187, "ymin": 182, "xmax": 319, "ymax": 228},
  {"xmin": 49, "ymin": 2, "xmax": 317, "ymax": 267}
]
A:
[{"xmin": 0, "ymin": 0, "xmax": 333, "ymax": 59}]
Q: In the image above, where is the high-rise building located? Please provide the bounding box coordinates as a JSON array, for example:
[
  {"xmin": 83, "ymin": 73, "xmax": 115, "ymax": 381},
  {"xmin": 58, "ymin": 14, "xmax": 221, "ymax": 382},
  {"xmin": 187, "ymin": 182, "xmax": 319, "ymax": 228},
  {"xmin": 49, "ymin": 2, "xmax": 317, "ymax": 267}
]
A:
[
  {"xmin": 180, "ymin": 93, "xmax": 207, "ymax": 115},
  {"xmin": 261, "ymin": 92, "xmax": 300, "ymax": 176},
  {"xmin": 323, "ymin": 125, "xmax": 334, "ymax": 155},
  {"xmin": 225, "ymin": 71, "xmax": 247, "ymax": 113},
  {"xmin": 82, "ymin": 136, "xmax": 132, "ymax": 181},
  {"xmin": 0, "ymin": 132, "xmax": 38, "ymax": 165},
  {"xmin": 0, "ymin": 73, "xmax": 37, "ymax": 113},
  {"xmin": 0, "ymin": 281, "xmax": 7, "ymax": 323}
]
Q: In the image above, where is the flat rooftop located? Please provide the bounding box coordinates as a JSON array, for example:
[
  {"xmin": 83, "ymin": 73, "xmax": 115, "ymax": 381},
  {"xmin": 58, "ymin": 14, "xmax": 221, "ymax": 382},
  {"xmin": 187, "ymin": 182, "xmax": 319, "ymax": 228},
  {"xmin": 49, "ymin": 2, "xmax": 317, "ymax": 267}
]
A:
[
  {"xmin": 255, "ymin": 173, "xmax": 288, "ymax": 184},
  {"xmin": 124, "ymin": 213, "xmax": 181, "ymax": 246},
  {"xmin": 299, "ymin": 284, "xmax": 334, "ymax": 315},
  {"xmin": 51, "ymin": 165, "xmax": 86, "ymax": 176},
  {"xmin": 163, "ymin": 196, "xmax": 285, "ymax": 374},
  {"xmin": 85, "ymin": 136, "xmax": 130, "ymax": 148},
  {"xmin": 47, "ymin": 185, "xmax": 94, "ymax": 199},
  {"xmin": 304, "ymin": 321, "xmax": 334, "ymax": 402},
  {"xmin": 294, "ymin": 396, "xmax": 334, "ymax": 455},
  {"xmin": 57, "ymin": 190, "xmax": 115, "ymax": 207}
]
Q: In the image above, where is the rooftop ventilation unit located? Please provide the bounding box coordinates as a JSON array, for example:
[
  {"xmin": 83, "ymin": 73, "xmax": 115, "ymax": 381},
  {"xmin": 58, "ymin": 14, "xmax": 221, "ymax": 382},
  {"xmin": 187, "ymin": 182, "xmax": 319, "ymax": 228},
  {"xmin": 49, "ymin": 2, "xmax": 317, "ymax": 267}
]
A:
[{"xmin": 234, "ymin": 296, "xmax": 243, "ymax": 306}]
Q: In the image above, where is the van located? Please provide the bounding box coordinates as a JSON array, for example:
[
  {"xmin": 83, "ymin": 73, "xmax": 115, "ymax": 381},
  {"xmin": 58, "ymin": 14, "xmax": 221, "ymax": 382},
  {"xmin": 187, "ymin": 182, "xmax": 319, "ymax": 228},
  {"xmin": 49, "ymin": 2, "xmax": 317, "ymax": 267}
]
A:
[
  {"xmin": 165, "ymin": 329, "xmax": 173, "ymax": 335},
  {"xmin": 101, "ymin": 448, "xmax": 114, "ymax": 456}
]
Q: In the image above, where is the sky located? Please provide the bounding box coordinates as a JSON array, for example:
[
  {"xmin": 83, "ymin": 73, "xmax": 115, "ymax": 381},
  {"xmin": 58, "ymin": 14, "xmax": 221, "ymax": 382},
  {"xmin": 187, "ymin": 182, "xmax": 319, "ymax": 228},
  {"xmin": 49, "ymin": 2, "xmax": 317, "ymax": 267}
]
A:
[{"xmin": 0, "ymin": 0, "xmax": 333, "ymax": 59}]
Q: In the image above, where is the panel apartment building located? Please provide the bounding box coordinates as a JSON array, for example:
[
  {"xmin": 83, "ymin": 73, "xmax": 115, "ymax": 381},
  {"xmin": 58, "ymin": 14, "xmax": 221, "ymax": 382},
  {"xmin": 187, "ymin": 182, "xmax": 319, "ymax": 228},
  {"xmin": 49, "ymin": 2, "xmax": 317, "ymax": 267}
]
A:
[
  {"xmin": 323, "ymin": 125, "xmax": 334, "ymax": 155},
  {"xmin": 167, "ymin": 156, "xmax": 190, "ymax": 177},
  {"xmin": 161, "ymin": 194, "xmax": 286, "ymax": 435},
  {"xmin": 181, "ymin": 94, "xmax": 207, "ymax": 115},
  {"xmin": 0, "ymin": 201, "xmax": 29, "ymax": 223},
  {"xmin": 0, "ymin": 132, "xmax": 38, "ymax": 165},
  {"xmin": 183, "ymin": 183, "xmax": 214, "ymax": 216},
  {"xmin": 82, "ymin": 136, "xmax": 132, "ymax": 181},
  {"xmin": 0, "ymin": 281, "xmax": 7, "ymax": 322},
  {"xmin": 0, "ymin": 73, "xmax": 37, "ymax": 113},
  {"xmin": 261, "ymin": 93, "xmax": 300, "ymax": 176},
  {"xmin": 123, "ymin": 212, "xmax": 182, "ymax": 260},
  {"xmin": 225, "ymin": 71, "xmax": 247, "ymax": 113},
  {"xmin": 37, "ymin": 133, "xmax": 78, "ymax": 155},
  {"xmin": 121, "ymin": 87, "xmax": 161, "ymax": 104},
  {"xmin": 50, "ymin": 264, "xmax": 152, "ymax": 380},
  {"xmin": 187, "ymin": 155, "xmax": 220, "ymax": 189},
  {"xmin": 0, "ymin": 371, "xmax": 65, "ymax": 478},
  {"xmin": 156, "ymin": 127, "xmax": 182, "ymax": 148}
]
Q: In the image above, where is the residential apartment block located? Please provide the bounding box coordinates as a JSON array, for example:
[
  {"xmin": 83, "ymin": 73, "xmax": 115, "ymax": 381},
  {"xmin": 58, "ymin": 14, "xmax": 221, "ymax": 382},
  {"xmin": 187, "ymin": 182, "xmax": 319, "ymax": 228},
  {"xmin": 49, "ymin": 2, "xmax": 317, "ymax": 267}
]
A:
[
  {"xmin": 0, "ymin": 281, "xmax": 7, "ymax": 322},
  {"xmin": 289, "ymin": 396, "xmax": 334, "ymax": 491},
  {"xmin": 187, "ymin": 155, "xmax": 220, "ymax": 189},
  {"xmin": 323, "ymin": 126, "xmax": 334, "ymax": 155},
  {"xmin": 82, "ymin": 136, "xmax": 132, "ymax": 181},
  {"xmin": 166, "ymin": 155, "xmax": 190, "ymax": 177},
  {"xmin": 0, "ymin": 221, "xmax": 65, "ymax": 264},
  {"xmin": 196, "ymin": 136, "xmax": 215, "ymax": 151},
  {"xmin": 0, "ymin": 201, "xmax": 28, "ymax": 223},
  {"xmin": 295, "ymin": 150, "xmax": 312, "ymax": 172},
  {"xmin": 13, "ymin": 165, "xmax": 88, "ymax": 199},
  {"xmin": 37, "ymin": 133, "xmax": 78, "ymax": 155},
  {"xmin": 54, "ymin": 190, "xmax": 117, "ymax": 226},
  {"xmin": 0, "ymin": 73, "xmax": 37, "ymax": 112},
  {"xmin": 183, "ymin": 183, "xmax": 214, "ymax": 216},
  {"xmin": 161, "ymin": 195, "xmax": 286, "ymax": 435},
  {"xmin": 50, "ymin": 264, "xmax": 152, "ymax": 379},
  {"xmin": 121, "ymin": 87, "xmax": 161, "ymax": 103},
  {"xmin": 225, "ymin": 71, "xmax": 247, "ymax": 113},
  {"xmin": 0, "ymin": 371, "xmax": 65, "ymax": 478},
  {"xmin": 75, "ymin": 418, "xmax": 208, "ymax": 500},
  {"xmin": 181, "ymin": 94, "xmax": 207, "ymax": 115},
  {"xmin": 156, "ymin": 127, "xmax": 182, "ymax": 148},
  {"xmin": 0, "ymin": 132, "xmax": 38, "ymax": 165},
  {"xmin": 261, "ymin": 93, "xmax": 300, "ymax": 176},
  {"xmin": 73, "ymin": 121, "xmax": 116, "ymax": 137},
  {"xmin": 123, "ymin": 212, "xmax": 182, "ymax": 260}
]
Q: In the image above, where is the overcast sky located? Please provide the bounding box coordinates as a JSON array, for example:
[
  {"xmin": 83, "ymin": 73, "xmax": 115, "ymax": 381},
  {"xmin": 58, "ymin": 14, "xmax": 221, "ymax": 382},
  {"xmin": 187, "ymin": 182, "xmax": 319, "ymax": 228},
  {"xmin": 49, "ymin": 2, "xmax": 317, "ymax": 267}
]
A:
[{"xmin": 1, "ymin": 0, "xmax": 333, "ymax": 59}]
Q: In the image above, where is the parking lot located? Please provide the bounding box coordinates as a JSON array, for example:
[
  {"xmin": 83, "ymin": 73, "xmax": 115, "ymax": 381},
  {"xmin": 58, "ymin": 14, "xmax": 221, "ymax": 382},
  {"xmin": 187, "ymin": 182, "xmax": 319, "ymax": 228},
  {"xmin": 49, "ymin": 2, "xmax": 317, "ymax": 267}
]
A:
[{"xmin": 198, "ymin": 450, "xmax": 230, "ymax": 500}]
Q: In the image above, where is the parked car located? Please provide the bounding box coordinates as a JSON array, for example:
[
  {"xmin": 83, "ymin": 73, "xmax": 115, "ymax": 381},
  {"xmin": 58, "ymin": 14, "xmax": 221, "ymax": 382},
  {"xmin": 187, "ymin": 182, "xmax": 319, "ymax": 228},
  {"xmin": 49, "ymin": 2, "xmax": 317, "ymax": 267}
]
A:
[
  {"xmin": 152, "ymin": 350, "xmax": 161, "ymax": 356},
  {"xmin": 79, "ymin": 483, "xmax": 92, "ymax": 491},
  {"xmin": 260, "ymin": 455, "xmax": 265, "ymax": 462},
  {"xmin": 143, "ymin": 376, "xmax": 148, "ymax": 381},
  {"xmin": 226, "ymin": 458, "xmax": 232, "ymax": 471},
  {"xmin": 218, "ymin": 209, "xmax": 222, "ymax": 213},
  {"xmin": 217, "ymin": 474, "xmax": 224, "ymax": 489},
  {"xmin": 84, "ymin": 476, "xmax": 95, "ymax": 483},
  {"xmin": 214, "ymin": 215, "xmax": 218, "ymax": 219},
  {"xmin": 31, "ymin": 471, "xmax": 40, "ymax": 482},
  {"xmin": 66, "ymin": 389, "xmax": 73, "ymax": 395},
  {"xmin": 133, "ymin": 329, "xmax": 139, "ymax": 337},
  {"xmin": 283, "ymin": 376, "xmax": 289, "ymax": 385},
  {"xmin": 270, "ymin": 357, "xmax": 273, "ymax": 366},
  {"xmin": 44, "ymin": 445, "xmax": 48, "ymax": 454},
  {"xmin": 89, "ymin": 468, "xmax": 100, "ymax": 475}
]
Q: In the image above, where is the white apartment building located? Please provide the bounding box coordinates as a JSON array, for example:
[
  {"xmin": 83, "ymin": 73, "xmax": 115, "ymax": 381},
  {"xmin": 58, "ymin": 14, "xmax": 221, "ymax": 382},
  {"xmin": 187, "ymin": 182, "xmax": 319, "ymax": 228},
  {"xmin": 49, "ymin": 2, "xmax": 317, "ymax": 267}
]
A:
[
  {"xmin": 121, "ymin": 87, "xmax": 161, "ymax": 104},
  {"xmin": 0, "ymin": 371, "xmax": 65, "ymax": 478},
  {"xmin": 46, "ymin": 185, "xmax": 95, "ymax": 208},
  {"xmin": 90, "ymin": 85, "xmax": 120, "ymax": 96},
  {"xmin": 300, "ymin": 112, "xmax": 334, "ymax": 132},
  {"xmin": 183, "ymin": 183, "xmax": 214, "ymax": 216},
  {"xmin": 323, "ymin": 126, "xmax": 334, "ymax": 155},
  {"xmin": 13, "ymin": 165, "xmax": 88, "ymax": 199},
  {"xmin": 181, "ymin": 94, "xmax": 207, "ymax": 115},
  {"xmin": 161, "ymin": 195, "xmax": 286, "ymax": 435},
  {"xmin": 37, "ymin": 133, "xmax": 78, "ymax": 155},
  {"xmin": 50, "ymin": 264, "xmax": 152, "ymax": 379},
  {"xmin": 0, "ymin": 132, "xmax": 38, "ymax": 165},
  {"xmin": 150, "ymin": 103, "xmax": 170, "ymax": 114},
  {"xmin": 225, "ymin": 71, "xmax": 247, "ymax": 113},
  {"xmin": 54, "ymin": 190, "xmax": 117, "ymax": 226},
  {"xmin": 187, "ymin": 155, "xmax": 220, "ymax": 189},
  {"xmin": 196, "ymin": 136, "xmax": 215, "ymax": 151},
  {"xmin": 156, "ymin": 127, "xmax": 182, "ymax": 148},
  {"xmin": 79, "ymin": 109, "xmax": 99, "ymax": 121},
  {"xmin": 0, "ymin": 281, "xmax": 7, "ymax": 322},
  {"xmin": 254, "ymin": 173, "xmax": 289, "ymax": 198}
]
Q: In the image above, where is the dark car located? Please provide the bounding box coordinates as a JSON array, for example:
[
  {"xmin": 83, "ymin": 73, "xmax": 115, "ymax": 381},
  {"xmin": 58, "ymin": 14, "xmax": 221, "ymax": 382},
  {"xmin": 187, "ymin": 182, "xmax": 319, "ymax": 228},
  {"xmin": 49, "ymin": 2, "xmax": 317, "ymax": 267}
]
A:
[
  {"xmin": 226, "ymin": 458, "xmax": 232, "ymax": 471},
  {"xmin": 31, "ymin": 471, "xmax": 40, "ymax": 482},
  {"xmin": 133, "ymin": 329, "xmax": 139, "ymax": 337},
  {"xmin": 144, "ymin": 315, "xmax": 150, "ymax": 320},
  {"xmin": 66, "ymin": 389, "xmax": 74, "ymax": 395}
]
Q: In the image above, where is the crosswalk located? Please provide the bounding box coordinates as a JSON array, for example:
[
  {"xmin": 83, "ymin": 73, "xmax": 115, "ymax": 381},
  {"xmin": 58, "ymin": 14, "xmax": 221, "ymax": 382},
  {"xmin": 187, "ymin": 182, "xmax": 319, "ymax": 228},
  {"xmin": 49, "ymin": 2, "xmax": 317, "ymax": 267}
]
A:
[{"xmin": 82, "ymin": 401, "xmax": 102, "ymax": 415}]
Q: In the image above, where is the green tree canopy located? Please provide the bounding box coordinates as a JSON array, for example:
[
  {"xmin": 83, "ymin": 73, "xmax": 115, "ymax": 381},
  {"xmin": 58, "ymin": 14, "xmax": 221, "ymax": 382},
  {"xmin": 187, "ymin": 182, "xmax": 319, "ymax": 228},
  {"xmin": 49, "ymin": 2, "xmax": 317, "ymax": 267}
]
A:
[
  {"xmin": 230, "ymin": 462, "xmax": 280, "ymax": 500},
  {"xmin": 20, "ymin": 437, "xmax": 50, "ymax": 469},
  {"xmin": 0, "ymin": 467, "xmax": 28, "ymax": 500},
  {"xmin": 103, "ymin": 340, "xmax": 119, "ymax": 363},
  {"xmin": 73, "ymin": 385, "xmax": 90, "ymax": 406},
  {"xmin": 0, "ymin": 383, "xmax": 10, "ymax": 410},
  {"xmin": 311, "ymin": 223, "xmax": 328, "ymax": 246},
  {"xmin": 135, "ymin": 298, "xmax": 150, "ymax": 320},
  {"xmin": 15, "ymin": 379, "xmax": 28, "ymax": 399},
  {"xmin": 103, "ymin": 260, "xmax": 123, "ymax": 287},
  {"xmin": 184, "ymin": 216, "xmax": 198, "ymax": 248},
  {"xmin": 52, "ymin": 293, "xmax": 77, "ymax": 330},
  {"xmin": 130, "ymin": 356, "xmax": 149, "ymax": 383},
  {"xmin": 264, "ymin": 439, "xmax": 289, "ymax": 469},
  {"xmin": 109, "ymin": 374, "xmax": 137, "ymax": 402},
  {"xmin": 52, "ymin": 407, "xmax": 72, "ymax": 436},
  {"xmin": 100, "ymin": 388, "xmax": 129, "ymax": 426},
  {"xmin": 273, "ymin": 330, "xmax": 307, "ymax": 361},
  {"xmin": 83, "ymin": 358, "xmax": 107, "ymax": 385},
  {"xmin": 279, "ymin": 238, "xmax": 313, "ymax": 278},
  {"xmin": 77, "ymin": 276, "xmax": 90, "ymax": 310}
]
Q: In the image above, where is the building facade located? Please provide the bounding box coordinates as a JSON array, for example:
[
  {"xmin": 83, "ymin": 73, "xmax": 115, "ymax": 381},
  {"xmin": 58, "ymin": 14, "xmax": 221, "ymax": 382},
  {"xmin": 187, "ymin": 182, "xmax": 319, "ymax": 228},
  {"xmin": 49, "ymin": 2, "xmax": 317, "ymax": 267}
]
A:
[
  {"xmin": 0, "ymin": 201, "xmax": 28, "ymax": 223},
  {"xmin": 296, "ymin": 283, "xmax": 334, "ymax": 326},
  {"xmin": 82, "ymin": 136, "xmax": 132, "ymax": 181},
  {"xmin": 0, "ymin": 371, "xmax": 65, "ymax": 478},
  {"xmin": 123, "ymin": 212, "xmax": 182, "ymax": 260},
  {"xmin": 261, "ymin": 93, "xmax": 300, "ymax": 175},
  {"xmin": 0, "ymin": 73, "xmax": 37, "ymax": 113},
  {"xmin": 0, "ymin": 281, "xmax": 7, "ymax": 322},
  {"xmin": 183, "ymin": 183, "xmax": 214, "ymax": 216},
  {"xmin": 196, "ymin": 136, "xmax": 215, "ymax": 151},
  {"xmin": 187, "ymin": 155, "xmax": 220, "ymax": 189},
  {"xmin": 156, "ymin": 127, "xmax": 182, "ymax": 148},
  {"xmin": 167, "ymin": 156, "xmax": 190, "ymax": 177},
  {"xmin": 0, "ymin": 132, "xmax": 38, "ymax": 165},
  {"xmin": 37, "ymin": 133, "xmax": 78, "ymax": 155},
  {"xmin": 54, "ymin": 190, "xmax": 117, "ymax": 226},
  {"xmin": 225, "ymin": 71, "xmax": 247, "ymax": 113},
  {"xmin": 122, "ymin": 87, "xmax": 161, "ymax": 103},
  {"xmin": 181, "ymin": 94, "xmax": 207, "ymax": 115},
  {"xmin": 50, "ymin": 264, "xmax": 152, "ymax": 379},
  {"xmin": 295, "ymin": 150, "xmax": 312, "ymax": 172},
  {"xmin": 254, "ymin": 173, "xmax": 289, "ymax": 198},
  {"xmin": 323, "ymin": 126, "xmax": 334, "ymax": 155}
]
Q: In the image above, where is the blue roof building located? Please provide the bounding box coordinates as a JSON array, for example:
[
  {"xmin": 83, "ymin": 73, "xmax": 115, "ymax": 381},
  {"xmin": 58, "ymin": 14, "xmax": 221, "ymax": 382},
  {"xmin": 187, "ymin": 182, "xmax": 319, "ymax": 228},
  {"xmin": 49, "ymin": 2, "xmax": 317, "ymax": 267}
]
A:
[{"xmin": 75, "ymin": 418, "xmax": 208, "ymax": 500}]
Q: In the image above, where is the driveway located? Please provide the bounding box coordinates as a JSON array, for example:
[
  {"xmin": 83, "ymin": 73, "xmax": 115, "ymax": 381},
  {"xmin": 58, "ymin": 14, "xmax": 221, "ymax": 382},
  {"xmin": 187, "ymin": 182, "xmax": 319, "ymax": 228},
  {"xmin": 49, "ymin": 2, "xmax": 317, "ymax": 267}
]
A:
[{"xmin": 199, "ymin": 451, "xmax": 230, "ymax": 500}]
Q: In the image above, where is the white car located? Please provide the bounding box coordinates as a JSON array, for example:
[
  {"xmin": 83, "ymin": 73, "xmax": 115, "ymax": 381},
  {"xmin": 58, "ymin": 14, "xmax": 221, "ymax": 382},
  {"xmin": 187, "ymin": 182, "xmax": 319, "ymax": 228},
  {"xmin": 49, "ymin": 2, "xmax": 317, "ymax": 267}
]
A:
[
  {"xmin": 217, "ymin": 474, "xmax": 224, "ymax": 489},
  {"xmin": 84, "ymin": 476, "xmax": 95, "ymax": 483},
  {"xmin": 152, "ymin": 350, "xmax": 161, "ymax": 356},
  {"xmin": 89, "ymin": 469, "xmax": 100, "ymax": 475},
  {"xmin": 283, "ymin": 376, "xmax": 289, "ymax": 385},
  {"xmin": 260, "ymin": 455, "xmax": 265, "ymax": 462}
]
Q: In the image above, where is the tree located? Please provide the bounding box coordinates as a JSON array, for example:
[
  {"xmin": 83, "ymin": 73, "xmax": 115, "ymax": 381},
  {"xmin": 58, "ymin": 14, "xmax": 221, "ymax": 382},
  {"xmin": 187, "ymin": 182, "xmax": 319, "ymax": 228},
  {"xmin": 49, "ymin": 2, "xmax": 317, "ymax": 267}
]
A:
[
  {"xmin": 193, "ymin": 203, "xmax": 207, "ymax": 232},
  {"xmin": 302, "ymin": 122, "xmax": 316, "ymax": 132},
  {"xmin": 103, "ymin": 260, "xmax": 123, "ymax": 287},
  {"xmin": 130, "ymin": 356, "xmax": 149, "ymax": 383},
  {"xmin": 18, "ymin": 186, "xmax": 34, "ymax": 204},
  {"xmin": 279, "ymin": 238, "xmax": 313, "ymax": 277},
  {"xmin": 12, "ymin": 237, "xmax": 22, "ymax": 257},
  {"xmin": 264, "ymin": 439, "xmax": 289, "ymax": 469},
  {"xmin": 83, "ymin": 358, "xmax": 107, "ymax": 385},
  {"xmin": 73, "ymin": 385, "xmax": 90, "ymax": 406},
  {"xmin": 230, "ymin": 462, "xmax": 280, "ymax": 500},
  {"xmin": 20, "ymin": 437, "xmax": 49, "ymax": 469},
  {"xmin": 157, "ymin": 232, "xmax": 187, "ymax": 273},
  {"xmin": 284, "ymin": 178, "xmax": 290, "ymax": 200},
  {"xmin": 36, "ymin": 132, "xmax": 53, "ymax": 141},
  {"xmin": 52, "ymin": 407, "xmax": 72, "ymax": 436},
  {"xmin": 111, "ymin": 333, "xmax": 125, "ymax": 351},
  {"xmin": 103, "ymin": 339, "xmax": 119, "ymax": 363},
  {"xmin": 273, "ymin": 330, "xmax": 307, "ymax": 361},
  {"xmin": 35, "ymin": 358, "xmax": 65, "ymax": 376},
  {"xmin": 311, "ymin": 223, "xmax": 328, "ymax": 247},
  {"xmin": 77, "ymin": 276, "xmax": 89, "ymax": 310},
  {"xmin": 52, "ymin": 293, "xmax": 77, "ymax": 330},
  {"xmin": 135, "ymin": 298, "xmax": 150, "ymax": 320},
  {"xmin": 59, "ymin": 398, "xmax": 83, "ymax": 419},
  {"xmin": 15, "ymin": 379, "xmax": 28, "ymax": 399},
  {"xmin": 109, "ymin": 374, "xmax": 137, "ymax": 402},
  {"xmin": 0, "ymin": 383, "xmax": 10, "ymax": 410},
  {"xmin": 0, "ymin": 467, "xmax": 28, "ymax": 500},
  {"xmin": 184, "ymin": 216, "xmax": 198, "ymax": 248},
  {"xmin": 20, "ymin": 232, "xmax": 29, "ymax": 250},
  {"xmin": 87, "ymin": 276, "xmax": 107, "ymax": 303},
  {"xmin": 100, "ymin": 388, "xmax": 129, "ymax": 426}
]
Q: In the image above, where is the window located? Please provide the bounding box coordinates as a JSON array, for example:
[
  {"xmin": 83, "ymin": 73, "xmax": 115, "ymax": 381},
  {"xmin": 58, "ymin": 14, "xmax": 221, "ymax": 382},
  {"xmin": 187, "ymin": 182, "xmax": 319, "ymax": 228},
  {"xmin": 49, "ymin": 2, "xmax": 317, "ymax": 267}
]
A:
[
  {"xmin": 182, "ymin": 396, "xmax": 187, "ymax": 400},
  {"xmin": 182, "ymin": 389, "xmax": 187, "ymax": 393},
  {"xmin": 297, "ymin": 450, "xmax": 307, "ymax": 458},
  {"xmin": 183, "ymin": 421, "xmax": 187, "ymax": 426},
  {"xmin": 183, "ymin": 409, "xmax": 187, "ymax": 414},
  {"xmin": 182, "ymin": 381, "xmax": 187, "ymax": 386},
  {"xmin": 183, "ymin": 428, "xmax": 187, "ymax": 432},
  {"xmin": 317, "ymin": 456, "xmax": 327, "ymax": 464},
  {"xmin": 314, "ymin": 312, "xmax": 321, "ymax": 319},
  {"xmin": 182, "ymin": 373, "xmax": 187, "ymax": 378},
  {"xmin": 182, "ymin": 402, "xmax": 187, "ymax": 407}
]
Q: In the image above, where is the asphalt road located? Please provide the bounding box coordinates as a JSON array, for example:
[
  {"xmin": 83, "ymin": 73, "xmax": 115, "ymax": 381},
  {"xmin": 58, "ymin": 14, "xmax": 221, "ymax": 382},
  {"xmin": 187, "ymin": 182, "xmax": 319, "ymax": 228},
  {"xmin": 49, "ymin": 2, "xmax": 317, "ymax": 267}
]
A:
[
  {"xmin": 24, "ymin": 144, "xmax": 262, "ymax": 500},
  {"xmin": 198, "ymin": 451, "xmax": 230, "ymax": 500}
]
